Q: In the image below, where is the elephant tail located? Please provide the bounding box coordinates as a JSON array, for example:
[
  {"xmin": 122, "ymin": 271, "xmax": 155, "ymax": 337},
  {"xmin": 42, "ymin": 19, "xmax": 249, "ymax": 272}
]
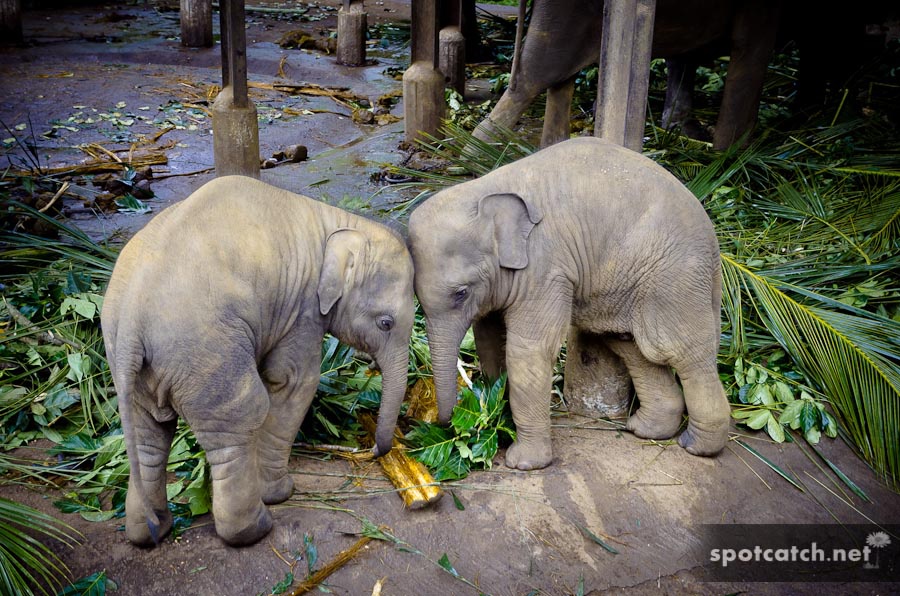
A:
[{"xmin": 113, "ymin": 333, "xmax": 163, "ymax": 543}]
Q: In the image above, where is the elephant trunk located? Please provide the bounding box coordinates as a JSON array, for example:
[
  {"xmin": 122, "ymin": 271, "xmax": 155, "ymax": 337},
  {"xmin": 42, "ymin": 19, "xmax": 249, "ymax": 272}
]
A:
[
  {"xmin": 372, "ymin": 344, "xmax": 410, "ymax": 457},
  {"xmin": 427, "ymin": 321, "xmax": 467, "ymax": 424}
]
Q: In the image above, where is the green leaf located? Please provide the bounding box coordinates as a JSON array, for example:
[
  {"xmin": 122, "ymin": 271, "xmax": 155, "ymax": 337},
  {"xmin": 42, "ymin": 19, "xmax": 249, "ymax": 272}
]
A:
[
  {"xmin": 450, "ymin": 490, "xmax": 465, "ymax": 511},
  {"xmin": 57, "ymin": 571, "xmax": 109, "ymax": 596},
  {"xmin": 437, "ymin": 553, "xmax": 460, "ymax": 578},
  {"xmin": 799, "ymin": 401, "xmax": 819, "ymax": 435},
  {"xmin": 79, "ymin": 510, "xmax": 117, "ymax": 522},
  {"xmin": 576, "ymin": 523, "xmax": 619, "ymax": 554},
  {"xmin": 304, "ymin": 533, "xmax": 317, "ymax": 576},
  {"xmin": 766, "ymin": 414, "xmax": 786, "ymax": 443},
  {"xmin": 779, "ymin": 400, "xmax": 804, "ymax": 428},
  {"xmin": 773, "ymin": 381, "xmax": 795, "ymax": 403},
  {"xmin": 744, "ymin": 409, "xmax": 772, "ymax": 430}
]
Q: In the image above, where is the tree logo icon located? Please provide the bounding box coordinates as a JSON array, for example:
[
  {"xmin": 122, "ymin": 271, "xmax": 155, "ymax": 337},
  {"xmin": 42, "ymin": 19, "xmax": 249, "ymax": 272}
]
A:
[{"xmin": 864, "ymin": 531, "xmax": 891, "ymax": 569}]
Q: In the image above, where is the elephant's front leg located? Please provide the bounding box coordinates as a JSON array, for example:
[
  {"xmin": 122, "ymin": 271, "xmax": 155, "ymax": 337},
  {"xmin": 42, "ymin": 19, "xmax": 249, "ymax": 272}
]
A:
[
  {"xmin": 473, "ymin": 311, "xmax": 507, "ymax": 381},
  {"xmin": 257, "ymin": 343, "xmax": 320, "ymax": 504},
  {"xmin": 503, "ymin": 296, "xmax": 571, "ymax": 470}
]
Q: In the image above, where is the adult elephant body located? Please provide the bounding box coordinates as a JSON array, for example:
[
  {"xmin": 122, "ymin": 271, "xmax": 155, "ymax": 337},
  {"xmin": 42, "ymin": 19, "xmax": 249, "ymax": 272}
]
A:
[
  {"xmin": 102, "ymin": 176, "xmax": 414, "ymax": 546},
  {"xmin": 475, "ymin": 0, "xmax": 780, "ymax": 150},
  {"xmin": 409, "ymin": 138, "xmax": 730, "ymax": 470}
]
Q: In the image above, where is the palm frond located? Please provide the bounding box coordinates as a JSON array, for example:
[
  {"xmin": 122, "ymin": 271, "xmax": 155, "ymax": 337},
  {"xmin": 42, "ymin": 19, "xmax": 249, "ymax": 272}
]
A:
[
  {"xmin": 0, "ymin": 497, "xmax": 80, "ymax": 596},
  {"xmin": 722, "ymin": 255, "xmax": 900, "ymax": 489}
]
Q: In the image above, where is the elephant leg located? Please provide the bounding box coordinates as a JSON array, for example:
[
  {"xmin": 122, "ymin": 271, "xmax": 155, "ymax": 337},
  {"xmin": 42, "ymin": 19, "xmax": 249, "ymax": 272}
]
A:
[
  {"xmin": 712, "ymin": 0, "xmax": 781, "ymax": 150},
  {"xmin": 473, "ymin": 311, "xmax": 507, "ymax": 381},
  {"xmin": 184, "ymin": 365, "xmax": 273, "ymax": 546},
  {"xmin": 676, "ymin": 369, "xmax": 730, "ymax": 456},
  {"xmin": 540, "ymin": 76, "xmax": 575, "ymax": 148},
  {"xmin": 632, "ymin": 288, "xmax": 730, "ymax": 456},
  {"xmin": 503, "ymin": 296, "xmax": 571, "ymax": 470},
  {"xmin": 257, "ymin": 339, "xmax": 320, "ymax": 505},
  {"xmin": 662, "ymin": 58, "xmax": 696, "ymax": 131},
  {"xmin": 125, "ymin": 401, "xmax": 176, "ymax": 546},
  {"xmin": 471, "ymin": 86, "xmax": 541, "ymax": 142},
  {"xmin": 606, "ymin": 337, "xmax": 685, "ymax": 440}
]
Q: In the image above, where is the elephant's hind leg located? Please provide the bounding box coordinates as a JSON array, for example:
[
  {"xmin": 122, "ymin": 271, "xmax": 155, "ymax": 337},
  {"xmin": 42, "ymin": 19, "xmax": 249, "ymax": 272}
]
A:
[
  {"xmin": 126, "ymin": 400, "xmax": 176, "ymax": 546},
  {"xmin": 184, "ymin": 366, "xmax": 273, "ymax": 546},
  {"xmin": 606, "ymin": 337, "xmax": 685, "ymax": 440},
  {"xmin": 676, "ymin": 370, "xmax": 730, "ymax": 456},
  {"xmin": 632, "ymin": 289, "xmax": 730, "ymax": 456}
]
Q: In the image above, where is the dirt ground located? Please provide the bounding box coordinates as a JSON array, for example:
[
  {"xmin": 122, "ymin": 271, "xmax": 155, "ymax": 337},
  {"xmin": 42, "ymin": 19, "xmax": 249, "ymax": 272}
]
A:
[{"xmin": 1, "ymin": 2, "xmax": 899, "ymax": 595}]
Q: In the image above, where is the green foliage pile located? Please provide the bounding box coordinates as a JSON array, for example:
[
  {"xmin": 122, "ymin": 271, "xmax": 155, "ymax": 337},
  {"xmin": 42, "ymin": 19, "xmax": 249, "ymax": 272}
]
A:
[{"xmin": 406, "ymin": 375, "xmax": 516, "ymax": 481}]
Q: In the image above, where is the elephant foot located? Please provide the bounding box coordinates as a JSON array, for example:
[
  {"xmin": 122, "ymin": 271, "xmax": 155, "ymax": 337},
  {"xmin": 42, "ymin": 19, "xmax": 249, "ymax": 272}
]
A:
[
  {"xmin": 678, "ymin": 420, "xmax": 729, "ymax": 456},
  {"xmin": 126, "ymin": 507, "xmax": 173, "ymax": 547},
  {"xmin": 504, "ymin": 437, "xmax": 552, "ymax": 471},
  {"xmin": 215, "ymin": 504, "xmax": 273, "ymax": 546},
  {"xmin": 262, "ymin": 474, "xmax": 295, "ymax": 505},
  {"xmin": 626, "ymin": 405, "xmax": 684, "ymax": 440}
]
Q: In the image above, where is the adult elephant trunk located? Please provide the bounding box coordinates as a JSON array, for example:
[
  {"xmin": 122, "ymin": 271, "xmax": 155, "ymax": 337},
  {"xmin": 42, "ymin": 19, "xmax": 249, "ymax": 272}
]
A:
[
  {"xmin": 427, "ymin": 320, "xmax": 468, "ymax": 424},
  {"xmin": 372, "ymin": 342, "xmax": 411, "ymax": 457}
]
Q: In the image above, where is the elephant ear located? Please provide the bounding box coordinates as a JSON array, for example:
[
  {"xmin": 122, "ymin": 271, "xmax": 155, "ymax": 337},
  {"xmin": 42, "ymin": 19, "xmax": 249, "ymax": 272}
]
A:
[
  {"xmin": 318, "ymin": 228, "xmax": 368, "ymax": 316},
  {"xmin": 478, "ymin": 193, "xmax": 543, "ymax": 270}
]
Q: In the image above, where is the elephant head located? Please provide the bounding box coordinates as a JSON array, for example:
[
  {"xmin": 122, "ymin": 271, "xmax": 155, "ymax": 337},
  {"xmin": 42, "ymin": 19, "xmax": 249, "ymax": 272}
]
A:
[
  {"xmin": 409, "ymin": 190, "xmax": 542, "ymax": 422},
  {"xmin": 318, "ymin": 227, "xmax": 415, "ymax": 456}
]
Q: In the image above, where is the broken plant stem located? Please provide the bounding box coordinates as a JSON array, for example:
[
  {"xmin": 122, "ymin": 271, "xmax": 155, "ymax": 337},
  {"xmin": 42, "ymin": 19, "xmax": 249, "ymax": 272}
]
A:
[
  {"xmin": 38, "ymin": 181, "xmax": 69, "ymax": 213},
  {"xmin": 288, "ymin": 534, "xmax": 374, "ymax": 596}
]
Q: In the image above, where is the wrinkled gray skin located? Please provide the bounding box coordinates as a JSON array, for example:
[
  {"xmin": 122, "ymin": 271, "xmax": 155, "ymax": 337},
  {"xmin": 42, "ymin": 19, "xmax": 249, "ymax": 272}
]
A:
[
  {"xmin": 409, "ymin": 138, "xmax": 729, "ymax": 470},
  {"xmin": 102, "ymin": 176, "xmax": 414, "ymax": 546}
]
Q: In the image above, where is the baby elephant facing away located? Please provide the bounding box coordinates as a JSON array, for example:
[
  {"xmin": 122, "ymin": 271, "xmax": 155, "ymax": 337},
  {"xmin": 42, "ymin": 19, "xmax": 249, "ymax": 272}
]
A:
[
  {"xmin": 409, "ymin": 137, "xmax": 730, "ymax": 471},
  {"xmin": 102, "ymin": 176, "xmax": 415, "ymax": 546}
]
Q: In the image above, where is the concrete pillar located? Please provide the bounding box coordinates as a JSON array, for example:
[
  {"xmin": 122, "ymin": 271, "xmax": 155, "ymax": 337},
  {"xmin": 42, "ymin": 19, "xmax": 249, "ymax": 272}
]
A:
[
  {"xmin": 403, "ymin": 0, "xmax": 444, "ymax": 143},
  {"xmin": 0, "ymin": 0, "xmax": 22, "ymax": 44},
  {"xmin": 337, "ymin": 0, "xmax": 367, "ymax": 66},
  {"xmin": 563, "ymin": 329, "xmax": 634, "ymax": 419},
  {"xmin": 594, "ymin": 0, "xmax": 656, "ymax": 152},
  {"xmin": 212, "ymin": 0, "xmax": 260, "ymax": 178},
  {"xmin": 439, "ymin": 26, "xmax": 466, "ymax": 97},
  {"xmin": 180, "ymin": 0, "xmax": 213, "ymax": 48}
]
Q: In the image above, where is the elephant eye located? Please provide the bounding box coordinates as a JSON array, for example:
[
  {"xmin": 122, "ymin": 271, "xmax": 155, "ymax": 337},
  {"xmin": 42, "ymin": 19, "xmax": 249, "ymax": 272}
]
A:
[
  {"xmin": 376, "ymin": 315, "xmax": 394, "ymax": 331},
  {"xmin": 453, "ymin": 287, "xmax": 468, "ymax": 305}
]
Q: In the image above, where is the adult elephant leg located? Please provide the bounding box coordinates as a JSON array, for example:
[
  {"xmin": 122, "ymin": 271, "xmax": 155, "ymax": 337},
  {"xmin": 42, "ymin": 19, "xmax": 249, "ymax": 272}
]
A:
[
  {"xmin": 662, "ymin": 58, "xmax": 696, "ymax": 131},
  {"xmin": 125, "ymin": 401, "xmax": 176, "ymax": 546},
  {"xmin": 471, "ymin": 86, "xmax": 542, "ymax": 142},
  {"xmin": 541, "ymin": 76, "xmax": 576, "ymax": 148},
  {"xmin": 606, "ymin": 337, "xmax": 685, "ymax": 440},
  {"xmin": 257, "ymin": 336, "xmax": 320, "ymax": 505},
  {"xmin": 186, "ymin": 365, "xmax": 273, "ymax": 546},
  {"xmin": 473, "ymin": 311, "xmax": 507, "ymax": 381},
  {"xmin": 503, "ymin": 295, "xmax": 571, "ymax": 470},
  {"xmin": 712, "ymin": 0, "xmax": 780, "ymax": 150}
]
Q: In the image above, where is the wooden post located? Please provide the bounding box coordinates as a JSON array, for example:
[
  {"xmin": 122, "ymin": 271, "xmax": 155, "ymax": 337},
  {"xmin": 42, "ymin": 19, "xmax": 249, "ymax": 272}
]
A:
[
  {"xmin": 337, "ymin": 0, "xmax": 367, "ymax": 66},
  {"xmin": 402, "ymin": 0, "xmax": 444, "ymax": 143},
  {"xmin": 594, "ymin": 0, "xmax": 656, "ymax": 152},
  {"xmin": 623, "ymin": 0, "xmax": 655, "ymax": 151},
  {"xmin": 180, "ymin": 0, "xmax": 213, "ymax": 48},
  {"xmin": 0, "ymin": 0, "xmax": 22, "ymax": 44},
  {"xmin": 439, "ymin": 0, "xmax": 465, "ymax": 97},
  {"xmin": 212, "ymin": 0, "xmax": 260, "ymax": 178}
]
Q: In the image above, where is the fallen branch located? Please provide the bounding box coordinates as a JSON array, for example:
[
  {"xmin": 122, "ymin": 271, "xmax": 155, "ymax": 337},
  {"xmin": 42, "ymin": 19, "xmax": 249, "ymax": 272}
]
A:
[
  {"xmin": 38, "ymin": 182, "xmax": 69, "ymax": 213},
  {"xmin": 289, "ymin": 534, "xmax": 374, "ymax": 596}
]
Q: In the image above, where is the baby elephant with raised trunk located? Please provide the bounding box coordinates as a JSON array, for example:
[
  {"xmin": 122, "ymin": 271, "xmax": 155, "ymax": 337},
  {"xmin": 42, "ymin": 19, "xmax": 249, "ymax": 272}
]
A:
[
  {"xmin": 409, "ymin": 137, "xmax": 730, "ymax": 470},
  {"xmin": 102, "ymin": 176, "xmax": 414, "ymax": 546}
]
